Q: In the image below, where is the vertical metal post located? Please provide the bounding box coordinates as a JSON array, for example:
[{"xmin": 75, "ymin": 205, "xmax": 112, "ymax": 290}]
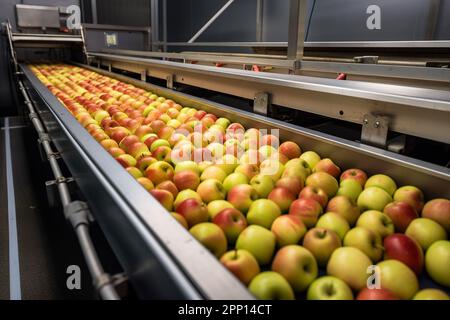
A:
[
  {"xmin": 287, "ymin": 0, "xmax": 307, "ymax": 61},
  {"xmin": 91, "ymin": 0, "xmax": 98, "ymax": 24},
  {"xmin": 425, "ymin": 0, "xmax": 441, "ymax": 40},
  {"xmin": 151, "ymin": 0, "xmax": 160, "ymax": 51},
  {"xmin": 162, "ymin": 0, "xmax": 168, "ymax": 52},
  {"xmin": 256, "ymin": 0, "xmax": 264, "ymax": 42}
]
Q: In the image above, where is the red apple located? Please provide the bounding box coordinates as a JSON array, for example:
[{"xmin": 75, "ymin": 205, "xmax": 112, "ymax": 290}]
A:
[
  {"xmin": 173, "ymin": 170, "xmax": 200, "ymax": 191},
  {"xmin": 313, "ymin": 158, "xmax": 341, "ymax": 178},
  {"xmin": 145, "ymin": 161, "xmax": 174, "ymax": 185},
  {"xmin": 393, "ymin": 186, "xmax": 425, "ymax": 213},
  {"xmin": 175, "ymin": 198, "xmax": 209, "ymax": 228},
  {"xmin": 298, "ymin": 186, "xmax": 328, "ymax": 208},
  {"xmin": 289, "ymin": 198, "xmax": 323, "ymax": 228},
  {"xmin": 227, "ymin": 184, "xmax": 259, "ymax": 213},
  {"xmin": 220, "ymin": 250, "xmax": 260, "ymax": 285},
  {"xmin": 340, "ymin": 168, "xmax": 368, "ymax": 187},
  {"xmin": 156, "ymin": 180, "xmax": 179, "ymax": 198},
  {"xmin": 384, "ymin": 233, "xmax": 424, "ymax": 275},
  {"xmin": 275, "ymin": 176, "xmax": 304, "ymax": 197},
  {"xmin": 383, "ymin": 201, "xmax": 418, "ymax": 232},
  {"xmin": 213, "ymin": 208, "xmax": 247, "ymax": 243},
  {"xmin": 278, "ymin": 141, "xmax": 301, "ymax": 160},
  {"xmin": 268, "ymin": 187, "xmax": 296, "ymax": 213},
  {"xmin": 108, "ymin": 147, "xmax": 125, "ymax": 158},
  {"xmin": 421, "ymin": 198, "xmax": 450, "ymax": 232},
  {"xmin": 357, "ymin": 288, "xmax": 399, "ymax": 300},
  {"xmin": 149, "ymin": 189, "xmax": 174, "ymax": 211}
]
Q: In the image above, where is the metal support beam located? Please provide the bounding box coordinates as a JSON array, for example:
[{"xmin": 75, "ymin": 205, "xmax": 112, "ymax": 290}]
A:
[
  {"xmin": 162, "ymin": 0, "xmax": 168, "ymax": 52},
  {"xmin": 287, "ymin": 0, "xmax": 308, "ymax": 62},
  {"xmin": 91, "ymin": 0, "xmax": 97, "ymax": 24},
  {"xmin": 256, "ymin": 0, "xmax": 264, "ymax": 42},
  {"xmin": 150, "ymin": 0, "xmax": 160, "ymax": 51},
  {"xmin": 187, "ymin": 0, "xmax": 235, "ymax": 43},
  {"xmin": 425, "ymin": 0, "xmax": 441, "ymax": 40}
]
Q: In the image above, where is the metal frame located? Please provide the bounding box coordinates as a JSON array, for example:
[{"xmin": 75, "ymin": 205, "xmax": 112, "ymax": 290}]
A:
[
  {"xmin": 287, "ymin": 0, "xmax": 307, "ymax": 62},
  {"xmin": 90, "ymin": 52, "xmax": 450, "ymax": 144}
]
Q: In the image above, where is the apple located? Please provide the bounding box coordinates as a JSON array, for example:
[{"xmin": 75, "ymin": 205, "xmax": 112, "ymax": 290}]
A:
[
  {"xmin": 215, "ymin": 154, "xmax": 239, "ymax": 175},
  {"xmin": 326, "ymin": 195, "xmax": 360, "ymax": 226},
  {"xmin": 250, "ymin": 174, "xmax": 274, "ymax": 198},
  {"xmin": 152, "ymin": 145, "xmax": 172, "ymax": 162},
  {"xmin": 405, "ymin": 218, "xmax": 447, "ymax": 251},
  {"xmin": 336, "ymin": 179, "xmax": 362, "ymax": 203},
  {"xmin": 173, "ymin": 189, "xmax": 202, "ymax": 210},
  {"xmin": 248, "ymin": 272, "xmax": 294, "ymax": 300},
  {"xmin": 227, "ymin": 184, "xmax": 259, "ymax": 213},
  {"xmin": 307, "ymin": 276, "xmax": 353, "ymax": 300},
  {"xmin": 189, "ymin": 222, "xmax": 227, "ymax": 258},
  {"xmin": 108, "ymin": 147, "xmax": 125, "ymax": 158},
  {"xmin": 343, "ymin": 227, "xmax": 383, "ymax": 262},
  {"xmin": 198, "ymin": 160, "xmax": 213, "ymax": 173},
  {"xmin": 271, "ymin": 215, "xmax": 307, "ymax": 247},
  {"xmin": 316, "ymin": 212, "xmax": 350, "ymax": 240},
  {"xmin": 357, "ymin": 187, "xmax": 393, "ymax": 212},
  {"xmin": 100, "ymin": 139, "xmax": 118, "ymax": 149},
  {"xmin": 313, "ymin": 158, "xmax": 341, "ymax": 178},
  {"xmin": 236, "ymin": 225, "xmax": 276, "ymax": 265},
  {"xmin": 288, "ymin": 198, "xmax": 323, "ymax": 228},
  {"xmin": 425, "ymin": 240, "xmax": 450, "ymax": 287},
  {"xmin": 126, "ymin": 166, "xmax": 143, "ymax": 178},
  {"xmin": 136, "ymin": 177, "xmax": 154, "ymax": 191},
  {"xmin": 302, "ymin": 228, "xmax": 341, "ymax": 267},
  {"xmin": 197, "ymin": 179, "xmax": 226, "ymax": 203},
  {"xmin": 282, "ymin": 158, "xmax": 311, "ymax": 182},
  {"xmin": 413, "ymin": 289, "xmax": 449, "ymax": 300},
  {"xmin": 326, "ymin": 247, "xmax": 372, "ymax": 291},
  {"xmin": 376, "ymin": 260, "xmax": 419, "ymax": 300},
  {"xmin": 173, "ymin": 170, "xmax": 200, "ymax": 191},
  {"xmin": 175, "ymin": 198, "xmax": 208, "ymax": 227},
  {"xmin": 393, "ymin": 186, "xmax": 424, "ymax": 213},
  {"xmin": 422, "ymin": 198, "xmax": 450, "ymax": 232},
  {"xmin": 150, "ymin": 138, "xmax": 170, "ymax": 152},
  {"xmin": 356, "ymin": 288, "xmax": 399, "ymax": 300},
  {"xmin": 200, "ymin": 165, "xmax": 227, "ymax": 183},
  {"xmin": 174, "ymin": 160, "xmax": 200, "ymax": 175},
  {"xmin": 215, "ymin": 117, "xmax": 231, "ymax": 129},
  {"xmin": 156, "ymin": 180, "xmax": 179, "ymax": 198},
  {"xmin": 299, "ymin": 151, "xmax": 321, "ymax": 169},
  {"xmin": 278, "ymin": 141, "xmax": 301, "ymax": 160},
  {"xmin": 206, "ymin": 200, "xmax": 234, "ymax": 220},
  {"xmin": 259, "ymin": 159, "xmax": 284, "ymax": 182},
  {"xmin": 298, "ymin": 186, "xmax": 328, "ymax": 208},
  {"xmin": 356, "ymin": 210, "xmax": 394, "ymax": 238},
  {"xmin": 206, "ymin": 142, "xmax": 225, "ymax": 161},
  {"xmin": 305, "ymin": 172, "xmax": 339, "ymax": 198},
  {"xmin": 258, "ymin": 145, "xmax": 277, "ymax": 160},
  {"xmin": 144, "ymin": 161, "xmax": 174, "ymax": 185},
  {"xmin": 220, "ymin": 250, "xmax": 260, "ymax": 285},
  {"xmin": 340, "ymin": 168, "xmax": 368, "ymax": 187},
  {"xmin": 149, "ymin": 189, "xmax": 174, "ymax": 211},
  {"xmin": 275, "ymin": 176, "xmax": 303, "ymax": 197},
  {"xmin": 116, "ymin": 154, "xmax": 137, "ymax": 168},
  {"xmin": 171, "ymin": 212, "xmax": 188, "ymax": 229},
  {"xmin": 268, "ymin": 187, "xmax": 296, "ymax": 213},
  {"xmin": 384, "ymin": 234, "xmax": 424, "ymax": 275},
  {"xmin": 383, "ymin": 201, "xmax": 418, "ymax": 232},
  {"xmin": 136, "ymin": 155, "xmax": 157, "ymax": 172},
  {"xmin": 246, "ymin": 199, "xmax": 281, "ymax": 229},
  {"xmin": 271, "ymin": 245, "xmax": 318, "ymax": 292},
  {"xmin": 234, "ymin": 163, "xmax": 259, "ymax": 180},
  {"xmin": 213, "ymin": 208, "xmax": 247, "ymax": 243},
  {"xmin": 365, "ymin": 174, "xmax": 397, "ymax": 196},
  {"xmin": 222, "ymin": 173, "xmax": 248, "ymax": 193}
]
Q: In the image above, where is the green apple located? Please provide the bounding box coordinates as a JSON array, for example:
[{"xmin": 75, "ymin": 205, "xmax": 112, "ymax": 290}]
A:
[
  {"xmin": 189, "ymin": 222, "xmax": 227, "ymax": 258},
  {"xmin": 356, "ymin": 210, "xmax": 394, "ymax": 238},
  {"xmin": 343, "ymin": 227, "xmax": 383, "ymax": 262},
  {"xmin": 336, "ymin": 179, "xmax": 362, "ymax": 203},
  {"xmin": 405, "ymin": 218, "xmax": 447, "ymax": 251},
  {"xmin": 250, "ymin": 174, "xmax": 275, "ymax": 198},
  {"xmin": 150, "ymin": 138, "xmax": 170, "ymax": 152},
  {"xmin": 259, "ymin": 159, "xmax": 284, "ymax": 181},
  {"xmin": 248, "ymin": 271, "xmax": 295, "ymax": 300},
  {"xmin": 197, "ymin": 179, "xmax": 226, "ymax": 203},
  {"xmin": 271, "ymin": 215, "xmax": 307, "ymax": 247},
  {"xmin": 247, "ymin": 199, "xmax": 281, "ymax": 229},
  {"xmin": 236, "ymin": 225, "xmax": 276, "ymax": 265},
  {"xmin": 326, "ymin": 195, "xmax": 361, "ymax": 225},
  {"xmin": 425, "ymin": 240, "xmax": 450, "ymax": 287},
  {"xmin": 299, "ymin": 151, "xmax": 321, "ymax": 169},
  {"xmin": 207, "ymin": 200, "xmax": 234, "ymax": 220},
  {"xmin": 220, "ymin": 249, "xmax": 260, "ymax": 285},
  {"xmin": 327, "ymin": 247, "xmax": 372, "ymax": 291},
  {"xmin": 215, "ymin": 117, "xmax": 231, "ymax": 129},
  {"xmin": 198, "ymin": 161, "xmax": 213, "ymax": 174},
  {"xmin": 305, "ymin": 172, "xmax": 339, "ymax": 198},
  {"xmin": 316, "ymin": 212, "xmax": 350, "ymax": 240},
  {"xmin": 413, "ymin": 288, "xmax": 449, "ymax": 300},
  {"xmin": 258, "ymin": 145, "xmax": 277, "ymax": 159},
  {"xmin": 272, "ymin": 245, "xmax": 318, "ymax": 292},
  {"xmin": 302, "ymin": 228, "xmax": 342, "ymax": 266},
  {"xmin": 283, "ymin": 158, "xmax": 311, "ymax": 182},
  {"xmin": 174, "ymin": 189, "xmax": 202, "ymax": 209},
  {"xmin": 377, "ymin": 260, "xmax": 419, "ymax": 300},
  {"xmin": 174, "ymin": 160, "xmax": 200, "ymax": 175},
  {"xmin": 365, "ymin": 174, "xmax": 397, "ymax": 196},
  {"xmin": 222, "ymin": 172, "xmax": 248, "ymax": 192},
  {"xmin": 200, "ymin": 165, "xmax": 227, "ymax": 182},
  {"xmin": 307, "ymin": 276, "xmax": 353, "ymax": 300},
  {"xmin": 215, "ymin": 154, "xmax": 239, "ymax": 175},
  {"xmin": 357, "ymin": 187, "xmax": 393, "ymax": 212}
]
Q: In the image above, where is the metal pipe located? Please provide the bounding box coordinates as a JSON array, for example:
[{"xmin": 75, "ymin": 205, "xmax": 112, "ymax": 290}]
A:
[
  {"xmin": 256, "ymin": 0, "xmax": 263, "ymax": 42},
  {"xmin": 187, "ymin": 0, "xmax": 235, "ymax": 43},
  {"xmin": 287, "ymin": 0, "xmax": 308, "ymax": 61},
  {"xmin": 17, "ymin": 77, "xmax": 119, "ymax": 300}
]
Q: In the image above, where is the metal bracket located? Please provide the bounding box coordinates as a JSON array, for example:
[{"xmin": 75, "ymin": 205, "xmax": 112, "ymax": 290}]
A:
[
  {"xmin": 45, "ymin": 177, "xmax": 74, "ymax": 208},
  {"xmin": 354, "ymin": 56, "xmax": 379, "ymax": 64},
  {"xmin": 107, "ymin": 63, "xmax": 112, "ymax": 72},
  {"xmin": 361, "ymin": 113, "xmax": 389, "ymax": 148},
  {"xmin": 253, "ymin": 92, "xmax": 271, "ymax": 116},
  {"xmin": 166, "ymin": 74, "xmax": 174, "ymax": 89},
  {"xmin": 110, "ymin": 273, "xmax": 129, "ymax": 298},
  {"xmin": 47, "ymin": 151, "xmax": 61, "ymax": 160},
  {"xmin": 140, "ymin": 70, "xmax": 147, "ymax": 82},
  {"xmin": 63, "ymin": 200, "xmax": 90, "ymax": 227}
]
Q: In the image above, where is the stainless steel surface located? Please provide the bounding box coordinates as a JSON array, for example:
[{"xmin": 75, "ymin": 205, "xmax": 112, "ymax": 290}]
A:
[
  {"xmin": 11, "ymin": 33, "xmax": 83, "ymax": 43},
  {"xmin": 82, "ymin": 24, "xmax": 150, "ymax": 32},
  {"xmin": 361, "ymin": 114, "xmax": 389, "ymax": 148},
  {"xmin": 425, "ymin": 0, "xmax": 441, "ymax": 40},
  {"xmin": 151, "ymin": 0, "xmax": 159, "ymax": 51},
  {"xmin": 256, "ymin": 0, "xmax": 263, "ymax": 42},
  {"xmin": 253, "ymin": 92, "xmax": 269, "ymax": 115},
  {"xmin": 79, "ymin": 63, "xmax": 450, "ymax": 199},
  {"xmin": 287, "ymin": 0, "xmax": 307, "ymax": 61},
  {"xmin": 16, "ymin": 4, "xmax": 60, "ymax": 29},
  {"xmin": 90, "ymin": 52, "xmax": 450, "ymax": 143},
  {"xmin": 187, "ymin": 0, "xmax": 235, "ymax": 43},
  {"xmin": 22, "ymin": 64, "xmax": 254, "ymax": 300}
]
